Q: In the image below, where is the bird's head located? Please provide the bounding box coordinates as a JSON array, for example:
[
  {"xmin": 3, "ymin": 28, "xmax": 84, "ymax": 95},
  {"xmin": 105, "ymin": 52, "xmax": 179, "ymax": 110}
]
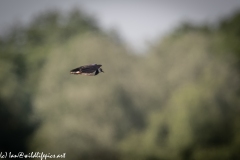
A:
[{"xmin": 99, "ymin": 68, "xmax": 104, "ymax": 73}]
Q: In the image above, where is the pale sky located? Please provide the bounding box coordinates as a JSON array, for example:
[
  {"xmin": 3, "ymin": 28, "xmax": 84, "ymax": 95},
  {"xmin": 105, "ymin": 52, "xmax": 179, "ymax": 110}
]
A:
[{"xmin": 0, "ymin": 0, "xmax": 240, "ymax": 52}]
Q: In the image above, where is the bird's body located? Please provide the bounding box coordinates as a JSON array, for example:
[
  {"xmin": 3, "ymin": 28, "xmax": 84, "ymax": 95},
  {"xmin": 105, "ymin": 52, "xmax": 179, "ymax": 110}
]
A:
[{"xmin": 70, "ymin": 64, "xmax": 104, "ymax": 76}]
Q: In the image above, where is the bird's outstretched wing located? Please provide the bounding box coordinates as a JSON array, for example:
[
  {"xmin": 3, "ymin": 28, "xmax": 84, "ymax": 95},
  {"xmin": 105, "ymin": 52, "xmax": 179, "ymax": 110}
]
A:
[
  {"xmin": 70, "ymin": 64, "xmax": 102, "ymax": 74},
  {"xmin": 80, "ymin": 64, "xmax": 102, "ymax": 73}
]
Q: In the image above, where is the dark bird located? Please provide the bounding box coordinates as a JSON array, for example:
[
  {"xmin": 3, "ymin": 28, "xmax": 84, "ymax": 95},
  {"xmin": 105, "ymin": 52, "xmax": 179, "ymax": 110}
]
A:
[{"xmin": 70, "ymin": 64, "xmax": 104, "ymax": 76}]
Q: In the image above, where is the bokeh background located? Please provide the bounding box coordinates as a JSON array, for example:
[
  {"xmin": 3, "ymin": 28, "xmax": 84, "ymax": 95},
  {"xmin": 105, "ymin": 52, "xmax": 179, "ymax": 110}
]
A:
[{"xmin": 0, "ymin": 1, "xmax": 240, "ymax": 160}]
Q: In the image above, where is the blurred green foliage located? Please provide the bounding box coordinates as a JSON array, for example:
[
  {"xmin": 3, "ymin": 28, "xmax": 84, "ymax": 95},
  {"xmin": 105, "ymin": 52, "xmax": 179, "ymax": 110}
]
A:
[{"xmin": 0, "ymin": 9, "xmax": 240, "ymax": 160}]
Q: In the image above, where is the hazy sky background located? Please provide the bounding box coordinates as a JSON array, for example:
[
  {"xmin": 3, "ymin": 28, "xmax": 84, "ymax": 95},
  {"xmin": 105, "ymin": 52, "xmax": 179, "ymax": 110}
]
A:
[{"xmin": 1, "ymin": 0, "xmax": 240, "ymax": 52}]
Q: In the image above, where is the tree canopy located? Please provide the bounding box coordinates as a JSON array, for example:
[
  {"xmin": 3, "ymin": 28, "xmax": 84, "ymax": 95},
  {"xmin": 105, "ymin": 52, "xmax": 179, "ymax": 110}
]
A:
[{"xmin": 0, "ymin": 9, "xmax": 240, "ymax": 160}]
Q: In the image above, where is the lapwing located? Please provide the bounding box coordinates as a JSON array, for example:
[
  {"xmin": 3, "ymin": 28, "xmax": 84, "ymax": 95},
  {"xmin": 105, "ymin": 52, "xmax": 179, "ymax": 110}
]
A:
[{"xmin": 70, "ymin": 64, "xmax": 104, "ymax": 76}]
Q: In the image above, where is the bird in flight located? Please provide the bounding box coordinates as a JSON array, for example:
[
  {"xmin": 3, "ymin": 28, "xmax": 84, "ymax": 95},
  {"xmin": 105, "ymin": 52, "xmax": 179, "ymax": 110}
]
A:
[{"xmin": 70, "ymin": 64, "xmax": 104, "ymax": 76}]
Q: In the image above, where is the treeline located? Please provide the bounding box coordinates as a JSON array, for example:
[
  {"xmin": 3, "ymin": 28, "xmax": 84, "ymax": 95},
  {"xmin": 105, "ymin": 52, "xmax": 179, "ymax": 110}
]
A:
[
  {"xmin": 0, "ymin": 9, "xmax": 240, "ymax": 160},
  {"xmin": 0, "ymin": 9, "xmax": 101, "ymax": 156}
]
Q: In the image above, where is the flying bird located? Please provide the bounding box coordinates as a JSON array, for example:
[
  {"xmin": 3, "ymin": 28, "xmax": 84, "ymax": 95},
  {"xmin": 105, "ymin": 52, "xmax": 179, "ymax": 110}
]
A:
[{"xmin": 70, "ymin": 64, "xmax": 104, "ymax": 76}]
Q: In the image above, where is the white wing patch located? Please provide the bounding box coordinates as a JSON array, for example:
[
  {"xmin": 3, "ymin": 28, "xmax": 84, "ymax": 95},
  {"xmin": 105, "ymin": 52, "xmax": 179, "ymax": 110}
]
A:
[{"xmin": 81, "ymin": 71, "xmax": 96, "ymax": 76}]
